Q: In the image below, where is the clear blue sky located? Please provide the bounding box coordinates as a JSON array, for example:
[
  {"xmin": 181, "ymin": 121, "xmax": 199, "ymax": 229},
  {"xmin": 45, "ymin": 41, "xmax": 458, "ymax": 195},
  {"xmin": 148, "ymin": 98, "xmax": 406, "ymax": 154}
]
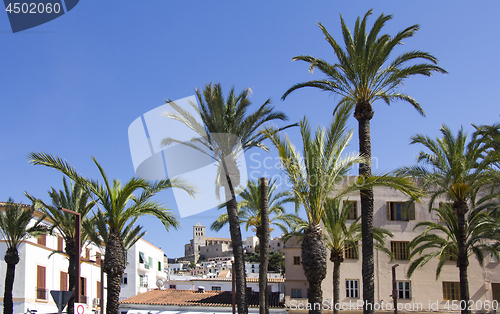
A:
[{"xmin": 1, "ymin": 2, "xmax": 499, "ymax": 258}]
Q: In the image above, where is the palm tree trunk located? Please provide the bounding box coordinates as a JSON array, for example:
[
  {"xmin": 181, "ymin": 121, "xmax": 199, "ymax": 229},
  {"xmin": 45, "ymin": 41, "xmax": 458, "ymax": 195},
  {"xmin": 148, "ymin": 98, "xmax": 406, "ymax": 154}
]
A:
[
  {"xmin": 220, "ymin": 155, "xmax": 248, "ymax": 314},
  {"xmin": 455, "ymin": 201, "xmax": 470, "ymax": 314},
  {"xmin": 302, "ymin": 224, "xmax": 327, "ymax": 314},
  {"xmin": 104, "ymin": 232, "xmax": 126, "ymax": 314},
  {"xmin": 259, "ymin": 178, "xmax": 270, "ymax": 314},
  {"xmin": 355, "ymin": 101, "xmax": 375, "ymax": 314},
  {"xmin": 3, "ymin": 248, "xmax": 20, "ymax": 314},
  {"xmin": 66, "ymin": 238, "xmax": 76, "ymax": 314},
  {"xmin": 332, "ymin": 259, "xmax": 341, "ymax": 314}
]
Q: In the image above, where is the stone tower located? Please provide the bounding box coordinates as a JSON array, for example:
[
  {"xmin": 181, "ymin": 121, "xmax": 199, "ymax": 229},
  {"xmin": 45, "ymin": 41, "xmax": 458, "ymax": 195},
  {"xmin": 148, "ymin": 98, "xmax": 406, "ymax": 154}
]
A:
[{"xmin": 193, "ymin": 223, "xmax": 206, "ymax": 258}]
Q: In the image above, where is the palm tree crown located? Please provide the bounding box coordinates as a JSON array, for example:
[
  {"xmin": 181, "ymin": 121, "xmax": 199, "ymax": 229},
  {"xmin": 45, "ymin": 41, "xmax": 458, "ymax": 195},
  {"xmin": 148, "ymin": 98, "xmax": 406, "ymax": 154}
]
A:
[
  {"xmin": 211, "ymin": 179, "xmax": 298, "ymax": 235},
  {"xmin": 162, "ymin": 83, "xmax": 293, "ymax": 314},
  {"xmin": 0, "ymin": 200, "xmax": 47, "ymax": 314},
  {"xmin": 408, "ymin": 204, "xmax": 498, "ymax": 279},
  {"xmin": 282, "ymin": 9, "xmax": 447, "ymax": 115}
]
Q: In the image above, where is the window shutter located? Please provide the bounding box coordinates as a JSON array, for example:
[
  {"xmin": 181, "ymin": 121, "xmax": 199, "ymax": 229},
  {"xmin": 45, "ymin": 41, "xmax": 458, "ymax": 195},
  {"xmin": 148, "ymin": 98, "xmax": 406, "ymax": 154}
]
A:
[
  {"xmin": 58, "ymin": 236, "xmax": 64, "ymax": 251},
  {"xmin": 408, "ymin": 203, "xmax": 416, "ymax": 220},
  {"xmin": 60, "ymin": 271, "xmax": 68, "ymax": 290},
  {"xmin": 386, "ymin": 202, "xmax": 391, "ymax": 220}
]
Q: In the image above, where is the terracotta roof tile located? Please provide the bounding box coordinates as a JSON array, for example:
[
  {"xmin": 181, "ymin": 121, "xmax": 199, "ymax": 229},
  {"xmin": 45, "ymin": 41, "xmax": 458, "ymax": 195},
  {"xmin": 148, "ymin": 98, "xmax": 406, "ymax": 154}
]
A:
[{"xmin": 120, "ymin": 289, "xmax": 283, "ymax": 308}]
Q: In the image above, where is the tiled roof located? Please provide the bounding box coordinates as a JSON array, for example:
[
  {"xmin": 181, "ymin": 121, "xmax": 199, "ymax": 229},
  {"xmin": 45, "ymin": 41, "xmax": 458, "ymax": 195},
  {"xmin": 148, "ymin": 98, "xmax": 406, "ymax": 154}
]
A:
[
  {"xmin": 191, "ymin": 277, "xmax": 285, "ymax": 283},
  {"xmin": 119, "ymin": 289, "xmax": 283, "ymax": 308}
]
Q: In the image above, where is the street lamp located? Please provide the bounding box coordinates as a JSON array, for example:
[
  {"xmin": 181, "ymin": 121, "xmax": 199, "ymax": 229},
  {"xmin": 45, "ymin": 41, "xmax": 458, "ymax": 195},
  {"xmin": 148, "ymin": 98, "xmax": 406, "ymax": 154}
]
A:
[{"xmin": 59, "ymin": 207, "xmax": 81, "ymax": 303}]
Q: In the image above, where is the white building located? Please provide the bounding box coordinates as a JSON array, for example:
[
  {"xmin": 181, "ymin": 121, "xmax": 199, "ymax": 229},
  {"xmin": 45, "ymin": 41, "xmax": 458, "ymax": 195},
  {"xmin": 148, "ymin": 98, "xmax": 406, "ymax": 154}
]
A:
[
  {"xmin": 120, "ymin": 238, "xmax": 168, "ymax": 300},
  {"xmin": 0, "ymin": 206, "xmax": 104, "ymax": 314}
]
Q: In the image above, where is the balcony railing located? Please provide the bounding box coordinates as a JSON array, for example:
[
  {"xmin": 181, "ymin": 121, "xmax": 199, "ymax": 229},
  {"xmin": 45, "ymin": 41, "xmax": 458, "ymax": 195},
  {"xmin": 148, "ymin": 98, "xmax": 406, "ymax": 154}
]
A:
[
  {"xmin": 36, "ymin": 288, "xmax": 47, "ymax": 300},
  {"xmin": 79, "ymin": 295, "xmax": 88, "ymax": 304}
]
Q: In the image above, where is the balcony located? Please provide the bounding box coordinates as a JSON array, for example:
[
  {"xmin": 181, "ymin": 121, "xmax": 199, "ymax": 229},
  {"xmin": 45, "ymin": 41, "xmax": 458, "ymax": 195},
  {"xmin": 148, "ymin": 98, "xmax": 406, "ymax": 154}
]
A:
[{"xmin": 36, "ymin": 288, "xmax": 47, "ymax": 301}]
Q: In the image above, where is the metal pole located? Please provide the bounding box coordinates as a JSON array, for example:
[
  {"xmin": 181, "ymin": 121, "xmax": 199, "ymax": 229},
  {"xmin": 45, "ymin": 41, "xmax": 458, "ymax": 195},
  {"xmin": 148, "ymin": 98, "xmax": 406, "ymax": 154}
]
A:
[
  {"xmin": 392, "ymin": 264, "xmax": 399, "ymax": 314},
  {"xmin": 59, "ymin": 208, "xmax": 81, "ymax": 304},
  {"xmin": 232, "ymin": 261, "xmax": 236, "ymax": 314}
]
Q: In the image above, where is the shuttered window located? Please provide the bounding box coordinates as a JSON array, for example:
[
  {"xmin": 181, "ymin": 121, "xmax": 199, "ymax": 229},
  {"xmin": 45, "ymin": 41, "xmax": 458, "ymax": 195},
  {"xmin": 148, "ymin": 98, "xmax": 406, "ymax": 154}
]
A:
[
  {"xmin": 60, "ymin": 271, "xmax": 68, "ymax": 291},
  {"xmin": 57, "ymin": 236, "xmax": 64, "ymax": 251},
  {"xmin": 37, "ymin": 235, "xmax": 46, "ymax": 246},
  {"xmin": 36, "ymin": 265, "xmax": 46, "ymax": 300},
  {"xmin": 344, "ymin": 201, "xmax": 357, "ymax": 220},
  {"xmin": 344, "ymin": 243, "xmax": 358, "ymax": 259},
  {"xmin": 443, "ymin": 282, "xmax": 460, "ymax": 300},
  {"xmin": 391, "ymin": 241, "xmax": 410, "ymax": 260}
]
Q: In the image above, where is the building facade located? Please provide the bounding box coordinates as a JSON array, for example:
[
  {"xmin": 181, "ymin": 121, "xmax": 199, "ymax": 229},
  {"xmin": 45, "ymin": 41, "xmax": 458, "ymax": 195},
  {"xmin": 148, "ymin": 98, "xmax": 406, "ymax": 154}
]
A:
[
  {"xmin": 120, "ymin": 238, "xmax": 168, "ymax": 300},
  {"xmin": 284, "ymin": 186, "xmax": 500, "ymax": 311}
]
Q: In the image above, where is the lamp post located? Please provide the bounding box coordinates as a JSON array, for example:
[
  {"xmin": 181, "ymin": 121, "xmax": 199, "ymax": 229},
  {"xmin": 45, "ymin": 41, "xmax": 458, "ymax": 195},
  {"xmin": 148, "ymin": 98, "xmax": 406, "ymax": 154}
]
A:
[
  {"xmin": 59, "ymin": 207, "xmax": 81, "ymax": 303},
  {"xmin": 392, "ymin": 264, "xmax": 399, "ymax": 314}
]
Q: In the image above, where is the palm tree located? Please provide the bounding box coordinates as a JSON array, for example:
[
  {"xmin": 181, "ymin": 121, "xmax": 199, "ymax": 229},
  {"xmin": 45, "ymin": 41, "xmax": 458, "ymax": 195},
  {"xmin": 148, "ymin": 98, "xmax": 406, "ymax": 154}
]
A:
[
  {"xmin": 210, "ymin": 179, "xmax": 298, "ymax": 238},
  {"xmin": 263, "ymin": 103, "xmax": 421, "ymax": 314},
  {"xmin": 322, "ymin": 199, "xmax": 393, "ymax": 314},
  {"xmin": 162, "ymin": 83, "xmax": 294, "ymax": 314},
  {"xmin": 407, "ymin": 204, "xmax": 498, "ymax": 281},
  {"xmin": 0, "ymin": 200, "xmax": 47, "ymax": 314},
  {"xmin": 281, "ymin": 10, "xmax": 446, "ymax": 313},
  {"xmin": 26, "ymin": 177, "xmax": 97, "ymax": 314},
  {"xmin": 27, "ymin": 153, "xmax": 194, "ymax": 314},
  {"xmin": 396, "ymin": 125, "xmax": 493, "ymax": 314}
]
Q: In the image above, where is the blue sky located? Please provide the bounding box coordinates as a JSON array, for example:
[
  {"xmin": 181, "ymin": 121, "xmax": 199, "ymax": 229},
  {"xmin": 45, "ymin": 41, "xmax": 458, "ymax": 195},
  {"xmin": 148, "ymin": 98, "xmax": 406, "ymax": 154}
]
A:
[{"xmin": 1, "ymin": 1, "xmax": 499, "ymax": 258}]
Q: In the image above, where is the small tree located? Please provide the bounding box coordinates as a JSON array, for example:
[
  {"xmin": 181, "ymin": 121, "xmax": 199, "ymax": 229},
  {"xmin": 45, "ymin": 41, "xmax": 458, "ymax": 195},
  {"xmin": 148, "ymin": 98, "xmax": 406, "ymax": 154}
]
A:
[{"xmin": 0, "ymin": 200, "xmax": 47, "ymax": 314}]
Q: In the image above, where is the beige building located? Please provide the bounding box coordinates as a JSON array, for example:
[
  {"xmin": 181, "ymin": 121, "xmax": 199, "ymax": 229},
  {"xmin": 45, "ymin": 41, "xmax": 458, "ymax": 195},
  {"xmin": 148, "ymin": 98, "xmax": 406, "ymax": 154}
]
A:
[{"xmin": 284, "ymin": 186, "xmax": 500, "ymax": 311}]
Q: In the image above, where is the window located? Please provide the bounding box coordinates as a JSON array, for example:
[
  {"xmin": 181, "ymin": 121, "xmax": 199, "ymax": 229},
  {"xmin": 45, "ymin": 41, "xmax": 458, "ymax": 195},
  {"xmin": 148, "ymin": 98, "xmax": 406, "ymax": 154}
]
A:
[
  {"xmin": 169, "ymin": 285, "xmax": 176, "ymax": 289},
  {"xmin": 121, "ymin": 273, "xmax": 128, "ymax": 285},
  {"xmin": 149, "ymin": 257, "xmax": 153, "ymax": 269},
  {"xmin": 36, "ymin": 265, "xmax": 46, "ymax": 300},
  {"xmin": 345, "ymin": 201, "xmax": 357, "ymax": 220},
  {"xmin": 397, "ymin": 281, "xmax": 411, "ymax": 299},
  {"xmin": 85, "ymin": 248, "xmax": 90, "ymax": 259},
  {"xmin": 139, "ymin": 275, "xmax": 148, "ymax": 287},
  {"xmin": 158, "ymin": 261, "xmax": 162, "ymax": 271},
  {"xmin": 97, "ymin": 281, "xmax": 102, "ymax": 301},
  {"xmin": 443, "ymin": 282, "xmax": 460, "ymax": 300},
  {"xmin": 391, "ymin": 241, "xmax": 410, "ymax": 260},
  {"xmin": 57, "ymin": 236, "xmax": 64, "ymax": 251},
  {"xmin": 80, "ymin": 277, "xmax": 87, "ymax": 303},
  {"xmin": 291, "ymin": 289, "xmax": 302, "ymax": 298},
  {"xmin": 60, "ymin": 271, "xmax": 68, "ymax": 291},
  {"xmin": 37, "ymin": 234, "xmax": 46, "ymax": 246},
  {"xmin": 139, "ymin": 252, "xmax": 145, "ymax": 264},
  {"xmin": 446, "ymin": 248, "xmax": 458, "ymax": 262},
  {"xmin": 212, "ymin": 286, "xmax": 221, "ymax": 291},
  {"xmin": 344, "ymin": 243, "xmax": 358, "ymax": 259},
  {"xmin": 277, "ymin": 243, "xmax": 280, "ymax": 247},
  {"xmin": 346, "ymin": 280, "xmax": 359, "ymax": 298},
  {"xmin": 293, "ymin": 256, "xmax": 301, "ymax": 265},
  {"xmin": 387, "ymin": 202, "xmax": 415, "ymax": 221}
]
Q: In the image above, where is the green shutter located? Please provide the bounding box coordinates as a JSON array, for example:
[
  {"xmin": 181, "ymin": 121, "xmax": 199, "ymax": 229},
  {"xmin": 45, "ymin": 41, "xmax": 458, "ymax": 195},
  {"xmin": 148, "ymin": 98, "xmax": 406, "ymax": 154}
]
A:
[
  {"xmin": 408, "ymin": 203, "xmax": 416, "ymax": 220},
  {"xmin": 139, "ymin": 252, "xmax": 145, "ymax": 264}
]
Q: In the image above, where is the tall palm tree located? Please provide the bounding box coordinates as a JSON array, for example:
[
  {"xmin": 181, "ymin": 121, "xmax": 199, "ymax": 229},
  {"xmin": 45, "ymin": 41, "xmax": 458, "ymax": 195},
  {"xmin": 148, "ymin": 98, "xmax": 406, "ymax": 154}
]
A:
[
  {"xmin": 263, "ymin": 103, "xmax": 421, "ymax": 314},
  {"xmin": 162, "ymin": 83, "xmax": 294, "ymax": 314},
  {"xmin": 210, "ymin": 179, "xmax": 298, "ymax": 237},
  {"xmin": 322, "ymin": 199, "xmax": 392, "ymax": 314},
  {"xmin": 0, "ymin": 200, "xmax": 47, "ymax": 314},
  {"xmin": 396, "ymin": 125, "xmax": 493, "ymax": 314},
  {"xmin": 27, "ymin": 153, "xmax": 194, "ymax": 314},
  {"xmin": 281, "ymin": 10, "xmax": 446, "ymax": 313},
  {"xmin": 26, "ymin": 177, "xmax": 97, "ymax": 314},
  {"xmin": 407, "ymin": 204, "xmax": 498, "ymax": 280}
]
